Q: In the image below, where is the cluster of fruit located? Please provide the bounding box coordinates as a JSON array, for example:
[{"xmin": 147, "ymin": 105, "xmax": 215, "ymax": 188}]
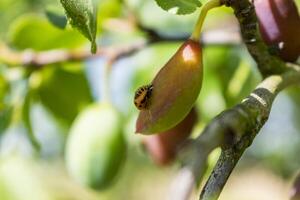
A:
[
  {"xmin": 65, "ymin": 0, "xmax": 300, "ymax": 191},
  {"xmin": 137, "ymin": 0, "xmax": 300, "ymax": 165}
]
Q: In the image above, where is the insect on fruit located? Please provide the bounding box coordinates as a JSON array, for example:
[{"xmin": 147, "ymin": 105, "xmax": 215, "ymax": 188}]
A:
[
  {"xmin": 136, "ymin": 39, "xmax": 202, "ymax": 134},
  {"xmin": 134, "ymin": 84, "xmax": 153, "ymax": 110}
]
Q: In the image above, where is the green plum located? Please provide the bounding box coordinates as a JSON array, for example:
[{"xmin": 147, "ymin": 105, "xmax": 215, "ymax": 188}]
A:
[{"xmin": 65, "ymin": 103, "xmax": 126, "ymax": 190}]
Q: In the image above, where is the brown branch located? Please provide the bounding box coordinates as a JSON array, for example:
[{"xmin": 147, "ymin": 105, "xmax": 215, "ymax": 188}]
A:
[
  {"xmin": 0, "ymin": 39, "xmax": 147, "ymax": 68},
  {"xmin": 0, "ymin": 28, "xmax": 241, "ymax": 68}
]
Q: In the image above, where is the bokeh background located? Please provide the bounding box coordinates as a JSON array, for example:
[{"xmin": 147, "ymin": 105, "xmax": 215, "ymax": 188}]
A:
[{"xmin": 0, "ymin": 0, "xmax": 300, "ymax": 199}]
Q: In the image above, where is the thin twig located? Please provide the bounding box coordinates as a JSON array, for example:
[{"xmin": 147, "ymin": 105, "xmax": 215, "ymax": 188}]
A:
[
  {"xmin": 0, "ymin": 29, "xmax": 241, "ymax": 68},
  {"xmin": 0, "ymin": 39, "xmax": 147, "ymax": 68}
]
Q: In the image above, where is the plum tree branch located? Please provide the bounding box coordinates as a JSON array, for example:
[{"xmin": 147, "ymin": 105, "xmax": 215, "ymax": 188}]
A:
[
  {"xmin": 170, "ymin": 64, "xmax": 300, "ymax": 200},
  {"xmin": 0, "ymin": 29, "xmax": 241, "ymax": 68},
  {"xmin": 221, "ymin": 0, "xmax": 287, "ymax": 77},
  {"xmin": 199, "ymin": 65, "xmax": 300, "ymax": 200},
  {"xmin": 170, "ymin": 0, "xmax": 300, "ymax": 199},
  {"xmin": 0, "ymin": 40, "xmax": 147, "ymax": 68},
  {"xmin": 196, "ymin": 0, "xmax": 300, "ymax": 198}
]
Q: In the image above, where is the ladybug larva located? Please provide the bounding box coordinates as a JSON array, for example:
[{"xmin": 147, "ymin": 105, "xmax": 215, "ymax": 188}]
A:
[{"xmin": 134, "ymin": 84, "xmax": 153, "ymax": 110}]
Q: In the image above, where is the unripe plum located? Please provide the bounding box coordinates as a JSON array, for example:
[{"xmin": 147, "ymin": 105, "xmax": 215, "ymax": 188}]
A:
[
  {"xmin": 65, "ymin": 103, "xmax": 126, "ymax": 190},
  {"xmin": 136, "ymin": 39, "xmax": 202, "ymax": 134}
]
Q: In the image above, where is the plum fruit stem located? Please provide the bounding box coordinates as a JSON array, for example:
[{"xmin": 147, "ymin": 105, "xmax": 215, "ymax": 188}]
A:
[{"xmin": 190, "ymin": 0, "xmax": 221, "ymax": 41}]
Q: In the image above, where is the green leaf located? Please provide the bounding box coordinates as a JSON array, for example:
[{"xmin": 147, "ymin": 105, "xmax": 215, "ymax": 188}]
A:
[
  {"xmin": 8, "ymin": 14, "xmax": 86, "ymax": 51},
  {"xmin": 0, "ymin": 72, "xmax": 9, "ymax": 110},
  {"xmin": 22, "ymin": 88, "xmax": 41, "ymax": 151},
  {"xmin": 0, "ymin": 71, "xmax": 12, "ymax": 134},
  {"xmin": 196, "ymin": 61, "xmax": 226, "ymax": 121},
  {"xmin": 60, "ymin": 0, "xmax": 97, "ymax": 53},
  {"xmin": 287, "ymin": 87, "xmax": 300, "ymax": 132},
  {"xmin": 0, "ymin": 107, "xmax": 12, "ymax": 135},
  {"xmin": 225, "ymin": 54, "xmax": 260, "ymax": 106},
  {"xmin": 45, "ymin": 6, "xmax": 68, "ymax": 29},
  {"xmin": 126, "ymin": 0, "xmax": 198, "ymax": 37},
  {"xmin": 154, "ymin": 0, "xmax": 202, "ymax": 14},
  {"xmin": 37, "ymin": 63, "xmax": 93, "ymax": 125}
]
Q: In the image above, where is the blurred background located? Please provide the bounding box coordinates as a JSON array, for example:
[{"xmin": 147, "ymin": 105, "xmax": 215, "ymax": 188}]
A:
[{"xmin": 0, "ymin": 0, "xmax": 300, "ymax": 199}]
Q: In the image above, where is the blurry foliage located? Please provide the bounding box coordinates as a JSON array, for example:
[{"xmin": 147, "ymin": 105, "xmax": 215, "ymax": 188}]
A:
[
  {"xmin": 0, "ymin": 67, "xmax": 12, "ymax": 134},
  {"xmin": 22, "ymin": 85, "xmax": 40, "ymax": 150},
  {"xmin": 125, "ymin": 0, "xmax": 198, "ymax": 37},
  {"xmin": 287, "ymin": 87, "xmax": 300, "ymax": 131},
  {"xmin": 34, "ymin": 64, "xmax": 93, "ymax": 125},
  {"xmin": 0, "ymin": 0, "xmax": 51, "ymax": 37},
  {"xmin": 45, "ymin": 5, "xmax": 67, "ymax": 29},
  {"xmin": 0, "ymin": 0, "xmax": 299, "ymax": 199},
  {"xmin": 0, "ymin": 156, "xmax": 99, "ymax": 200},
  {"xmin": 8, "ymin": 14, "xmax": 86, "ymax": 51},
  {"xmin": 97, "ymin": 0, "xmax": 122, "ymax": 33}
]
